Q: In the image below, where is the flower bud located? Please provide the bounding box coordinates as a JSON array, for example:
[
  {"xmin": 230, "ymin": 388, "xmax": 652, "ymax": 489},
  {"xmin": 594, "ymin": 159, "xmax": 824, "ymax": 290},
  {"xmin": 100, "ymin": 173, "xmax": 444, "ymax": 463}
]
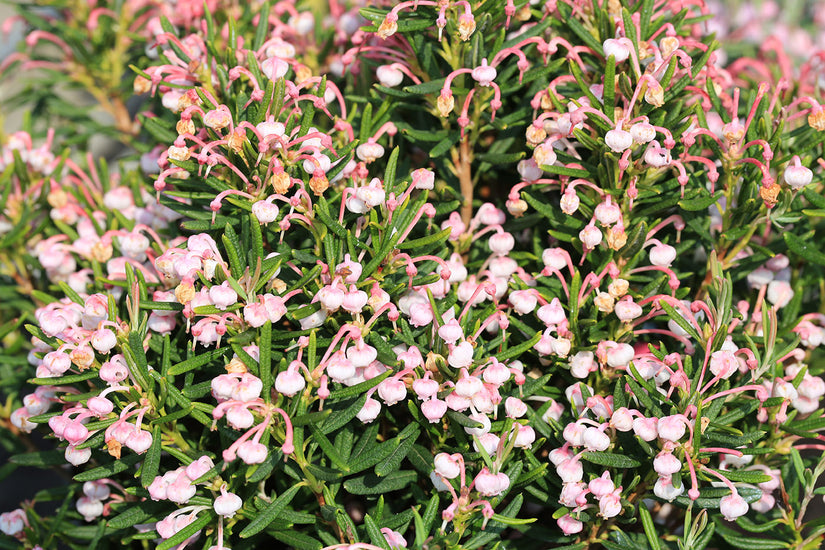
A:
[
  {"xmin": 214, "ymin": 489, "xmax": 242, "ymax": 518},
  {"xmin": 603, "ymin": 38, "xmax": 630, "ymax": 62},
  {"xmin": 720, "ymin": 492, "xmax": 749, "ymax": 521},
  {"xmin": 605, "ymin": 128, "xmax": 633, "ymax": 152}
]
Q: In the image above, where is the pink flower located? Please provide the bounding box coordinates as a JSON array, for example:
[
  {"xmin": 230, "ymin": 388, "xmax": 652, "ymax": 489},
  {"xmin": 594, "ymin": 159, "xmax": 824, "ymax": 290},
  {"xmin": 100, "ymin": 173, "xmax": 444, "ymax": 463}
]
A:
[
  {"xmin": 474, "ymin": 467, "xmax": 510, "ymax": 497},
  {"xmin": 214, "ymin": 486, "xmax": 242, "ymax": 518},
  {"xmin": 421, "ymin": 398, "xmax": 448, "ymax": 423},
  {"xmin": 378, "ymin": 378, "xmax": 407, "ymax": 406},
  {"xmin": 720, "ymin": 492, "xmax": 749, "ymax": 521},
  {"xmin": 356, "ymin": 397, "xmax": 381, "ymax": 423},
  {"xmin": 557, "ymin": 514, "xmax": 583, "ymax": 535}
]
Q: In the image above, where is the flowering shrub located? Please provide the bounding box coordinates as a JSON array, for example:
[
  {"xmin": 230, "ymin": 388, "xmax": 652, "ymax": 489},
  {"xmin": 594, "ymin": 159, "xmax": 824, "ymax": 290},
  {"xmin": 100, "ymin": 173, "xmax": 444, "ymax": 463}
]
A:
[{"xmin": 1, "ymin": 0, "xmax": 825, "ymax": 549}]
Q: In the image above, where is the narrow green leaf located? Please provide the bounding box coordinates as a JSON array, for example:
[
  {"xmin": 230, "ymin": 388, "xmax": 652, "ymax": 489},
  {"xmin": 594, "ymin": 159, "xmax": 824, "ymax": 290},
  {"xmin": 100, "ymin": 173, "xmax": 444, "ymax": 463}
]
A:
[
  {"xmin": 784, "ymin": 232, "xmax": 825, "ymax": 266},
  {"xmin": 240, "ymin": 484, "xmax": 302, "ymax": 538},
  {"xmin": 581, "ymin": 451, "xmax": 642, "ymax": 468},
  {"xmin": 364, "ymin": 515, "xmax": 391, "ymax": 550},
  {"xmin": 167, "ymin": 347, "xmax": 231, "ymax": 376},
  {"xmin": 343, "ymin": 470, "xmax": 418, "ymax": 495},
  {"xmin": 309, "ymin": 425, "xmax": 350, "ymax": 471},
  {"xmin": 375, "ymin": 427, "xmax": 419, "ymax": 477},
  {"xmin": 638, "ymin": 505, "xmax": 660, "ymax": 550},
  {"xmin": 140, "ymin": 425, "xmax": 163, "ymax": 487},
  {"xmin": 260, "ymin": 321, "xmax": 272, "ymax": 403}
]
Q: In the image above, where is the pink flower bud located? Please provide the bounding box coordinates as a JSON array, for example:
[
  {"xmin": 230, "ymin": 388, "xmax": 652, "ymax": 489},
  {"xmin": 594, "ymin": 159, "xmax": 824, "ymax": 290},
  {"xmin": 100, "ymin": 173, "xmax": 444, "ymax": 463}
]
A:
[
  {"xmin": 226, "ymin": 405, "xmax": 254, "ymax": 430},
  {"xmin": 567, "ymin": 350, "xmax": 594, "ymax": 378},
  {"xmin": 514, "ymin": 424, "xmax": 536, "ymax": 448},
  {"xmin": 710, "ymin": 350, "xmax": 738, "ymax": 379},
  {"xmin": 605, "ymin": 128, "xmax": 633, "ymax": 152},
  {"xmin": 599, "ymin": 490, "xmax": 623, "ymax": 518},
  {"xmin": 185, "ymin": 456, "xmax": 214, "ymax": 482},
  {"xmin": 611, "ymin": 407, "xmax": 634, "ymax": 431},
  {"xmin": 381, "ymin": 527, "xmax": 407, "ymax": 549},
  {"xmin": 517, "ymin": 159, "xmax": 543, "ymax": 182},
  {"xmin": 657, "ymin": 416, "xmax": 686, "ymax": 442},
  {"xmin": 464, "ymin": 412, "xmax": 491, "ymax": 437},
  {"xmin": 633, "ymin": 417, "xmax": 658, "ymax": 441},
  {"xmin": 43, "ymin": 351, "xmax": 71, "ymax": 376},
  {"xmin": 356, "ymin": 397, "xmax": 381, "ymax": 423},
  {"xmin": 356, "ymin": 142, "xmax": 385, "ymax": 163},
  {"xmin": 63, "ymin": 421, "xmax": 89, "ymax": 446},
  {"xmin": 243, "ymin": 302, "xmax": 269, "ymax": 327},
  {"xmin": 504, "ymin": 397, "xmax": 527, "ymax": 418},
  {"xmin": 76, "ymin": 496, "xmax": 103, "ymax": 522},
  {"xmin": 435, "ymin": 315, "xmax": 465, "ymax": 344},
  {"xmin": 412, "ymin": 168, "xmax": 435, "ymax": 190},
  {"xmin": 606, "ymin": 343, "xmax": 634, "ymax": 368},
  {"xmin": 166, "ymin": 475, "xmax": 196, "ymax": 504},
  {"xmin": 582, "ymin": 427, "xmax": 610, "ymax": 451},
  {"xmin": 408, "ymin": 302, "xmax": 434, "ymax": 327},
  {"xmin": 603, "ymin": 38, "xmax": 631, "ymax": 62},
  {"xmin": 653, "ymin": 475, "xmax": 684, "ymax": 501},
  {"xmin": 65, "ymin": 445, "xmax": 91, "ymax": 466},
  {"xmin": 784, "ymin": 163, "xmax": 813, "ymax": 190},
  {"xmin": 471, "ymin": 58, "xmax": 496, "ymax": 86},
  {"xmin": 229, "ymin": 373, "xmax": 262, "ymax": 402},
  {"xmin": 594, "ymin": 200, "xmax": 622, "ymax": 225},
  {"xmin": 751, "ymin": 492, "xmax": 775, "ymax": 513},
  {"xmin": 335, "ymin": 254, "xmax": 362, "ymax": 284},
  {"xmin": 127, "ymin": 429, "xmax": 153, "ymax": 454},
  {"xmin": 376, "ymin": 65, "xmax": 404, "ymax": 87},
  {"xmin": 558, "ymin": 188, "xmax": 580, "ymax": 215},
  {"xmin": 649, "ymin": 243, "xmax": 677, "ymax": 267},
  {"xmin": 445, "ymin": 391, "xmax": 471, "ymax": 412},
  {"xmin": 90, "ymin": 328, "xmax": 117, "ymax": 354},
  {"xmin": 488, "ymin": 232, "xmax": 515, "ymax": 256},
  {"xmin": 346, "ymin": 338, "xmax": 377, "ymax": 368},
  {"xmin": 653, "ymin": 452, "xmax": 682, "ymax": 475},
  {"xmin": 87, "ymin": 396, "xmax": 114, "ymax": 416},
  {"xmin": 589, "ymin": 472, "xmax": 615, "ymax": 498},
  {"xmin": 0, "ymin": 509, "xmax": 27, "ymax": 536},
  {"xmin": 720, "ymin": 492, "xmax": 749, "ymax": 521},
  {"xmin": 421, "ymin": 398, "xmax": 448, "ymax": 423},
  {"xmin": 549, "ymin": 446, "xmax": 574, "ymax": 466},
  {"xmin": 83, "ymin": 481, "xmax": 111, "ymax": 500},
  {"xmin": 630, "ymin": 122, "xmax": 656, "ymax": 143},
  {"xmin": 766, "ymin": 280, "xmax": 794, "ymax": 307},
  {"xmin": 324, "ymin": 351, "xmax": 355, "ymax": 384},
  {"xmin": 378, "ymin": 378, "xmax": 407, "ymax": 406},
  {"xmin": 614, "ymin": 297, "xmax": 642, "ymax": 322},
  {"xmin": 579, "ymin": 224, "xmax": 603, "ymax": 249},
  {"xmin": 799, "ymin": 376, "xmax": 825, "ymax": 399},
  {"xmin": 474, "ymin": 467, "xmax": 510, "ymax": 497},
  {"xmin": 483, "ymin": 360, "xmax": 511, "ymax": 385},
  {"xmin": 448, "ymin": 341, "xmax": 474, "ymax": 368},
  {"xmin": 275, "ymin": 365, "xmax": 306, "ymax": 397},
  {"xmin": 236, "ymin": 441, "xmax": 268, "ymax": 464},
  {"xmin": 506, "ymin": 290, "xmax": 535, "ymax": 315},
  {"xmin": 557, "ymin": 513, "xmax": 583, "ymax": 535},
  {"xmin": 11, "ymin": 408, "xmax": 35, "ymax": 433},
  {"xmin": 209, "ymin": 282, "xmax": 238, "ymax": 310},
  {"xmin": 261, "ymin": 57, "xmax": 289, "ymax": 80},
  {"xmin": 556, "ymin": 458, "xmax": 584, "ymax": 483},
  {"xmin": 537, "ymin": 298, "xmax": 566, "ymax": 325},
  {"xmin": 434, "ymin": 453, "xmax": 461, "ymax": 479},
  {"xmin": 214, "ymin": 488, "xmax": 242, "ymax": 518},
  {"xmin": 455, "ymin": 370, "xmax": 484, "ymax": 397},
  {"xmin": 473, "ymin": 432, "xmax": 500, "ymax": 456},
  {"xmin": 413, "ymin": 377, "xmax": 440, "ymax": 400},
  {"xmin": 644, "ymin": 141, "xmax": 673, "ymax": 168}
]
